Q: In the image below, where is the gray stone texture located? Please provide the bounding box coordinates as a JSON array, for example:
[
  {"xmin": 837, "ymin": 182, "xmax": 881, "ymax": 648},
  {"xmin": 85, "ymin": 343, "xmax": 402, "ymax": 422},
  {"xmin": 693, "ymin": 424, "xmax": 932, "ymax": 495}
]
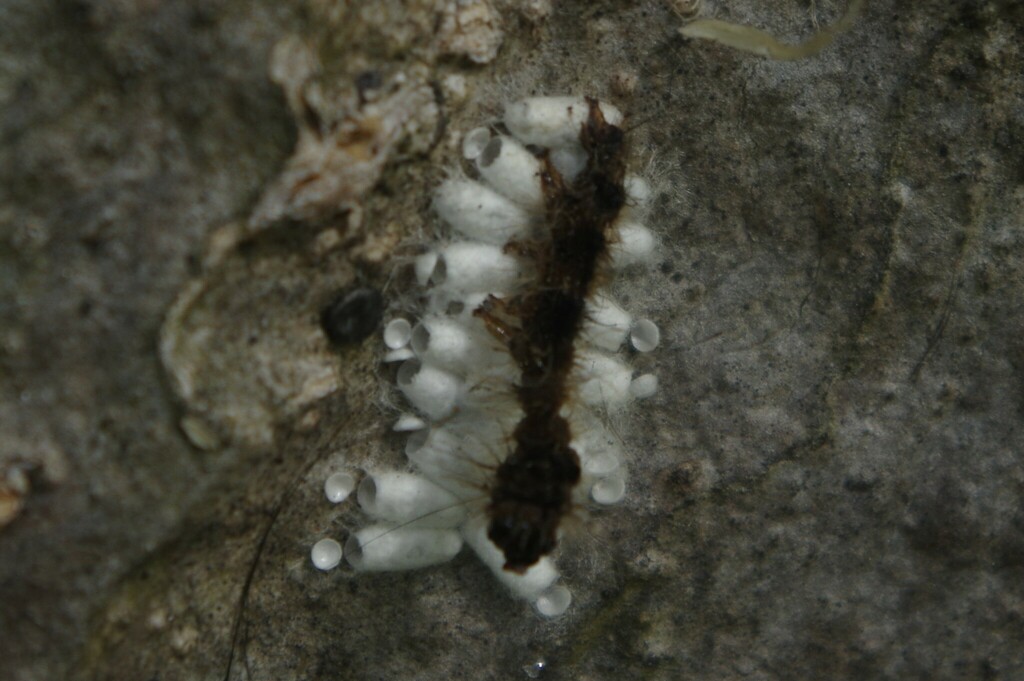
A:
[{"xmin": 1, "ymin": 0, "xmax": 1022, "ymax": 680}]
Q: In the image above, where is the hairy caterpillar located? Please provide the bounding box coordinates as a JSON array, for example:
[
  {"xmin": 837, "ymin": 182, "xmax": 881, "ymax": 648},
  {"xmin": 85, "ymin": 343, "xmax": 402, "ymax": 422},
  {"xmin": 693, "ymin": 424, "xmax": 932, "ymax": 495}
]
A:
[{"xmin": 314, "ymin": 96, "xmax": 660, "ymax": 617}]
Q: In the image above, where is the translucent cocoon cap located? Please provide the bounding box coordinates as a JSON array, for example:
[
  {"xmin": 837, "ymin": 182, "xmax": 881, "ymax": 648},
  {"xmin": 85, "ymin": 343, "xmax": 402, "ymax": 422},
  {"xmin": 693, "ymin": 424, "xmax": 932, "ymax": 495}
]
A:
[
  {"xmin": 461, "ymin": 126, "xmax": 491, "ymax": 160},
  {"xmin": 397, "ymin": 360, "xmax": 461, "ymax": 421},
  {"xmin": 591, "ymin": 469, "xmax": 627, "ymax": 505},
  {"xmin": 324, "ymin": 472, "xmax": 357, "ymax": 503},
  {"xmin": 434, "ymin": 179, "xmax": 531, "ymax": 246},
  {"xmin": 345, "ymin": 525, "xmax": 463, "ymax": 571},
  {"xmin": 383, "ymin": 318, "xmax": 412, "ymax": 349},
  {"xmin": 311, "ymin": 538, "xmax": 343, "ymax": 571},
  {"xmin": 476, "ymin": 135, "xmax": 544, "ymax": 209},
  {"xmin": 630, "ymin": 318, "xmax": 661, "ymax": 352},
  {"xmin": 535, "ymin": 585, "xmax": 573, "ymax": 617},
  {"xmin": 504, "ymin": 96, "xmax": 623, "ymax": 148}
]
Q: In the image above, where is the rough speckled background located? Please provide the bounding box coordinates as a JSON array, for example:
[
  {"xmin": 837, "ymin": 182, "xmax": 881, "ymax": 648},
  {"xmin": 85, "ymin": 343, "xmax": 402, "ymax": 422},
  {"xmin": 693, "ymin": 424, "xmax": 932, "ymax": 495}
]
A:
[{"xmin": 2, "ymin": 1, "xmax": 1022, "ymax": 680}]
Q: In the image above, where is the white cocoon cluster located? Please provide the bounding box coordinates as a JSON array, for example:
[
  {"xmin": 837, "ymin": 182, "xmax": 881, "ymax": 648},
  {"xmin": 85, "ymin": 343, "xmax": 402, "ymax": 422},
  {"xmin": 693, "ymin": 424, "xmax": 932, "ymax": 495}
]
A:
[
  {"xmin": 358, "ymin": 472, "xmax": 467, "ymax": 528},
  {"xmin": 611, "ymin": 221, "xmax": 656, "ymax": 267},
  {"xmin": 432, "ymin": 242, "xmax": 523, "ymax": 294},
  {"xmin": 583, "ymin": 294, "xmax": 633, "ymax": 351},
  {"xmin": 397, "ymin": 360, "xmax": 461, "ymax": 421},
  {"xmin": 327, "ymin": 96, "xmax": 665, "ymax": 614},
  {"xmin": 504, "ymin": 96, "xmax": 623, "ymax": 148},
  {"xmin": 346, "ymin": 525, "xmax": 463, "ymax": 572},
  {"xmin": 461, "ymin": 517, "xmax": 559, "ymax": 601},
  {"xmin": 434, "ymin": 178, "xmax": 531, "ymax": 245},
  {"xmin": 476, "ymin": 135, "xmax": 544, "ymax": 209},
  {"xmin": 575, "ymin": 350, "xmax": 634, "ymax": 408}
]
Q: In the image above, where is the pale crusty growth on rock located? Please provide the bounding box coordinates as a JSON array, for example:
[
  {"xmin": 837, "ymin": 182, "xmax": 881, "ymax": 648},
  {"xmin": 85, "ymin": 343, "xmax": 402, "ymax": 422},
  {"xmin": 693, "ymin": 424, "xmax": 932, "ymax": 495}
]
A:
[
  {"xmin": 251, "ymin": 39, "xmax": 440, "ymax": 229},
  {"xmin": 435, "ymin": 0, "xmax": 505, "ymax": 64}
]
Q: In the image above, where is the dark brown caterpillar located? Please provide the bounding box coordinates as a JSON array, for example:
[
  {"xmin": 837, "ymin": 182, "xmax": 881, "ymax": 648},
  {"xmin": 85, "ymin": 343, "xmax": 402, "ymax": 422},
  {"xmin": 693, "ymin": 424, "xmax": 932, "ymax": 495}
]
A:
[{"xmin": 477, "ymin": 99, "xmax": 628, "ymax": 572}]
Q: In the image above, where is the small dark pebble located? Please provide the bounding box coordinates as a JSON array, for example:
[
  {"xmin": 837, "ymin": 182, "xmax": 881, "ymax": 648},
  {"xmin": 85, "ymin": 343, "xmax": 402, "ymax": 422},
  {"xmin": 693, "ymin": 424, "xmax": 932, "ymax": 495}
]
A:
[{"xmin": 321, "ymin": 287, "xmax": 384, "ymax": 346}]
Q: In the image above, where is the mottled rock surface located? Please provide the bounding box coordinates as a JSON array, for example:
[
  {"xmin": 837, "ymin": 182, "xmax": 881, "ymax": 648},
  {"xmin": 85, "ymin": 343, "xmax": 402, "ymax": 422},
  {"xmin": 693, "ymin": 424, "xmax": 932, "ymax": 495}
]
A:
[{"xmin": 1, "ymin": 1, "xmax": 1022, "ymax": 680}]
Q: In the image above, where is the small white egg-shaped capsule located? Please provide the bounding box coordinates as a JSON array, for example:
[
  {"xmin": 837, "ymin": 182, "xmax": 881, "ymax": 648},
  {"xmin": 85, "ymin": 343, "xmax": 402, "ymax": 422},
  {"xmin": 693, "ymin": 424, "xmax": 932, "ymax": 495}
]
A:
[
  {"xmin": 397, "ymin": 360, "xmax": 461, "ymax": 421},
  {"xmin": 476, "ymin": 135, "xmax": 544, "ymax": 209},
  {"xmin": 461, "ymin": 517, "xmax": 559, "ymax": 601},
  {"xmin": 629, "ymin": 373, "xmax": 659, "ymax": 399},
  {"xmin": 610, "ymin": 221, "xmax": 656, "ymax": 267},
  {"xmin": 549, "ymin": 144, "xmax": 587, "ymax": 183},
  {"xmin": 432, "ymin": 242, "xmax": 523, "ymax": 294},
  {"xmin": 624, "ymin": 174, "xmax": 652, "ymax": 209},
  {"xmin": 630, "ymin": 318, "xmax": 661, "ymax": 352},
  {"xmin": 504, "ymin": 96, "xmax": 623, "ymax": 148},
  {"xmin": 434, "ymin": 178, "xmax": 532, "ymax": 246},
  {"xmin": 383, "ymin": 318, "xmax": 413, "ymax": 350},
  {"xmin": 535, "ymin": 584, "xmax": 573, "ymax": 617},
  {"xmin": 357, "ymin": 472, "xmax": 468, "ymax": 528},
  {"xmin": 345, "ymin": 525, "xmax": 463, "ymax": 572},
  {"xmin": 393, "ymin": 413, "xmax": 427, "ymax": 432},
  {"xmin": 575, "ymin": 351, "xmax": 634, "ymax": 408},
  {"xmin": 583, "ymin": 294, "xmax": 633, "ymax": 351},
  {"xmin": 324, "ymin": 472, "xmax": 357, "ymax": 503},
  {"xmin": 462, "ymin": 126, "xmax": 491, "ymax": 160},
  {"xmin": 411, "ymin": 315, "xmax": 478, "ymax": 371},
  {"xmin": 311, "ymin": 538, "xmax": 344, "ymax": 571},
  {"xmin": 415, "ymin": 251, "xmax": 439, "ymax": 286},
  {"xmin": 591, "ymin": 469, "xmax": 627, "ymax": 505}
]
